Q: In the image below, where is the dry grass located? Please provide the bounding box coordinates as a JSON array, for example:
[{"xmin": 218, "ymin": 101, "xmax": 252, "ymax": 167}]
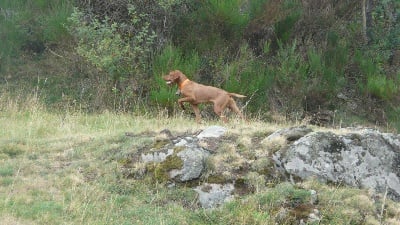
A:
[{"xmin": 1, "ymin": 93, "xmax": 400, "ymax": 224}]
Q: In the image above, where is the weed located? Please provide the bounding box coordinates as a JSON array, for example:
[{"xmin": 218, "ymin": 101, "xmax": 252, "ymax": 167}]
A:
[{"xmin": 0, "ymin": 164, "xmax": 14, "ymax": 177}]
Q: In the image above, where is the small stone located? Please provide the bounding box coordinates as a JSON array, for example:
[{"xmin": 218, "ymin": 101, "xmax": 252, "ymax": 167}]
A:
[
  {"xmin": 194, "ymin": 183, "xmax": 234, "ymax": 208},
  {"xmin": 197, "ymin": 126, "xmax": 227, "ymax": 139},
  {"xmin": 175, "ymin": 139, "xmax": 188, "ymax": 147},
  {"xmin": 310, "ymin": 189, "xmax": 318, "ymax": 205}
]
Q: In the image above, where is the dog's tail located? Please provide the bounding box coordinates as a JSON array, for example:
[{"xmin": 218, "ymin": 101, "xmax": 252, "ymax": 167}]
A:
[{"xmin": 229, "ymin": 93, "xmax": 246, "ymax": 98}]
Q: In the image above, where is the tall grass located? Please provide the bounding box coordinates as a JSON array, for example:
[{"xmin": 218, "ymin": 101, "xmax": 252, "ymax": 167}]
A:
[{"xmin": 355, "ymin": 51, "xmax": 400, "ymax": 100}]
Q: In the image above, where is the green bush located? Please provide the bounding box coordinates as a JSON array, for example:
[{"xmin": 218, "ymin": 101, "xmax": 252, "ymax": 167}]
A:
[
  {"xmin": 207, "ymin": 0, "xmax": 250, "ymax": 32},
  {"xmin": 274, "ymin": 0, "xmax": 302, "ymax": 43},
  {"xmin": 67, "ymin": 6, "xmax": 157, "ymax": 82},
  {"xmin": 221, "ymin": 43, "xmax": 274, "ymax": 113},
  {"xmin": 366, "ymin": 74, "xmax": 399, "ymax": 100},
  {"xmin": 355, "ymin": 51, "xmax": 399, "ymax": 100},
  {"xmin": 307, "ymin": 44, "xmax": 347, "ymax": 94},
  {"xmin": 67, "ymin": 5, "xmax": 158, "ymax": 111},
  {"xmin": 174, "ymin": 0, "xmax": 255, "ymax": 54}
]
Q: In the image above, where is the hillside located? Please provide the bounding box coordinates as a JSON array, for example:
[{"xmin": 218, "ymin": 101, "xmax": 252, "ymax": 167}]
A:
[{"xmin": 1, "ymin": 104, "xmax": 400, "ymax": 224}]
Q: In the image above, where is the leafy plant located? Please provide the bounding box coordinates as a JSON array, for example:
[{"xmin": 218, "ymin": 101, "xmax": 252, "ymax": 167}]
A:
[
  {"xmin": 355, "ymin": 51, "xmax": 399, "ymax": 100},
  {"xmin": 67, "ymin": 6, "xmax": 157, "ymax": 83},
  {"xmin": 274, "ymin": 0, "xmax": 302, "ymax": 43},
  {"xmin": 221, "ymin": 43, "xmax": 274, "ymax": 113},
  {"xmin": 67, "ymin": 5, "xmax": 158, "ymax": 111},
  {"xmin": 366, "ymin": 74, "xmax": 399, "ymax": 100}
]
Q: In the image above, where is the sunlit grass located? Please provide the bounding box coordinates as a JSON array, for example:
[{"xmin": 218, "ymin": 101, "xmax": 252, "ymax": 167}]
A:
[{"xmin": 1, "ymin": 93, "xmax": 399, "ymax": 224}]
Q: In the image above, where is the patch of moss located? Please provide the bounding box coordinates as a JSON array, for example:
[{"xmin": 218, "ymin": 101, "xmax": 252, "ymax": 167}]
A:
[
  {"xmin": 205, "ymin": 174, "xmax": 229, "ymax": 184},
  {"xmin": 234, "ymin": 178, "xmax": 254, "ymax": 195},
  {"xmin": 252, "ymin": 131, "xmax": 274, "ymax": 140},
  {"xmin": 1, "ymin": 143, "xmax": 26, "ymax": 158},
  {"xmin": 286, "ymin": 204, "xmax": 315, "ymax": 223},
  {"xmin": 173, "ymin": 146, "xmax": 185, "ymax": 152},
  {"xmin": 250, "ymin": 131, "xmax": 274, "ymax": 149},
  {"xmin": 153, "ymin": 154, "xmax": 184, "ymax": 183},
  {"xmin": 152, "ymin": 139, "xmax": 170, "ymax": 150},
  {"xmin": 117, "ymin": 158, "xmax": 132, "ymax": 167}
]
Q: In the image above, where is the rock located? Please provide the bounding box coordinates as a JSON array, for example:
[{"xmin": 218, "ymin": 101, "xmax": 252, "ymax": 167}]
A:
[
  {"xmin": 273, "ymin": 129, "xmax": 400, "ymax": 200},
  {"xmin": 169, "ymin": 147, "xmax": 210, "ymax": 182},
  {"xmin": 141, "ymin": 149, "xmax": 174, "ymax": 163},
  {"xmin": 308, "ymin": 209, "xmax": 321, "ymax": 223},
  {"xmin": 175, "ymin": 138, "xmax": 188, "ymax": 147},
  {"xmin": 263, "ymin": 126, "xmax": 313, "ymax": 143},
  {"xmin": 194, "ymin": 183, "xmax": 235, "ymax": 208},
  {"xmin": 137, "ymin": 127, "xmax": 218, "ymax": 183},
  {"xmin": 310, "ymin": 189, "xmax": 318, "ymax": 205},
  {"xmin": 261, "ymin": 126, "xmax": 313, "ymax": 157},
  {"xmin": 159, "ymin": 129, "xmax": 174, "ymax": 139},
  {"xmin": 130, "ymin": 124, "xmax": 400, "ymax": 211},
  {"xmin": 197, "ymin": 126, "xmax": 227, "ymax": 139}
]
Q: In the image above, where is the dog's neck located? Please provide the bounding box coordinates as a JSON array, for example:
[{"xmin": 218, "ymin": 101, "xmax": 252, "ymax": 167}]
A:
[{"xmin": 179, "ymin": 79, "xmax": 190, "ymax": 90}]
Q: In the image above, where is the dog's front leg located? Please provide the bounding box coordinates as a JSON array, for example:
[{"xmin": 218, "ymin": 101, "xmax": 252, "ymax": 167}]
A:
[
  {"xmin": 178, "ymin": 97, "xmax": 194, "ymax": 110},
  {"xmin": 177, "ymin": 98, "xmax": 186, "ymax": 110}
]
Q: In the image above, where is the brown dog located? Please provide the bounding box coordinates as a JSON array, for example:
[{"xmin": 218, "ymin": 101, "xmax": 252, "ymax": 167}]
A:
[{"xmin": 163, "ymin": 70, "xmax": 246, "ymax": 123}]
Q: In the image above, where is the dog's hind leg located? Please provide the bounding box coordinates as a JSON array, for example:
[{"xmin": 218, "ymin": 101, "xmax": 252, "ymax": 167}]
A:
[
  {"xmin": 213, "ymin": 102, "xmax": 228, "ymax": 123},
  {"xmin": 228, "ymin": 98, "xmax": 246, "ymax": 121},
  {"xmin": 191, "ymin": 104, "xmax": 202, "ymax": 123}
]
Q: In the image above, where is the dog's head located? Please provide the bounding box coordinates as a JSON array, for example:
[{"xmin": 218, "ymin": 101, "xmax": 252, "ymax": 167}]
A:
[{"xmin": 162, "ymin": 70, "xmax": 182, "ymax": 86}]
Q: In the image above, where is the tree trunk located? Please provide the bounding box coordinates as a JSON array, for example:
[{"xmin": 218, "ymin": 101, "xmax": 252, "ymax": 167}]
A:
[
  {"xmin": 362, "ymin": 0, "xmax": 374, "ymax": 44},
  {"xmin": 362, "ymin": 0, "xmax": 368, "ymax": 43}
]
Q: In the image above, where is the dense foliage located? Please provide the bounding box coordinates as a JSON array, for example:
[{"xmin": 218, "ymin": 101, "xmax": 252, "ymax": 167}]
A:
[{"xmin": 1, "ymin": 0, "xmax": 399, "ymax": 129}]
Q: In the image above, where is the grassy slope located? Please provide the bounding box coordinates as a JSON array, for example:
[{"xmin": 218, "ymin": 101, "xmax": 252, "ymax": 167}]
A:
[
  {"xmin": 1, "ymin": 98, "xmax": 400, "ymax": 224},
  {"xmin": 0, "ymin": 101, "xmax": 202, "ymax": 224}
]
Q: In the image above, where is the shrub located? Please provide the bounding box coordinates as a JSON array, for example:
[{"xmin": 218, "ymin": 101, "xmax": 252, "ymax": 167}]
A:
[
  {"xmin": 274, "ymin": 0, "xmax": 302, "ymax": 43},
  {"xmin": 307, "ymin": 45, "xmax": 346, "ymax": 95},
  {"xmin": 366, "ymin": 74, "xmax": 399, "ymax": 100},
  {"xmin": 173, "ymin": 0, "xmax": 253, "ymax": 55},
  {"xmin": 68, "ymin": 6, "xmax": 157, "ymax": 83},
  {"xmin": 221, "ymin": 43, "xmax": 274, "ymax": 113},
  {"xmin": 67, "ymin": 5, "xmax": 158, "ymax": 111},
  {"xmin": 207, "ymin": 0, "xmax": 250, "ymax": 33},
  {"xmin": 355, "ymin": 51, "xmax": 399, "ymax": 100}
]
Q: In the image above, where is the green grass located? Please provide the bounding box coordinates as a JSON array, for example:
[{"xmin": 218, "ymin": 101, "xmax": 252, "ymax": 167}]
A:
[
  {"xmin": 0, "ymin": 97, "xmax": 202, "ymax": 224},
  {"xmin": 0, "ymin": 93, "xmax": 399, "ymax": 225}
]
